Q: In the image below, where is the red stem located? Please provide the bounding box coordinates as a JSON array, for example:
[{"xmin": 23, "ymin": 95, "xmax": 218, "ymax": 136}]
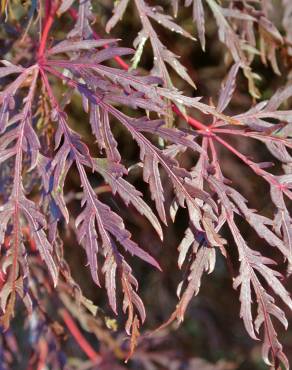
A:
[
  {"xmin": 171, "ymin": 103, "xmax": 211, "ymax": 132},
  {"xmin": 38, "ymin": 1, "xmax": 58, "ymax": 59},
  {"xmin": 60, "ymin": 309, "xmax": 101, "ymax": 363},
  {"xmin": 214, "ymin": 135, "xmax": 291, "ymax": 195},
  {"xmin": 45, "ymin": 0, "xmax": 51, "ymax": 16}
]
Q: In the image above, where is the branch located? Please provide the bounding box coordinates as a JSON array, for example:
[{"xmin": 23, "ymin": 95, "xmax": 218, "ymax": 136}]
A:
[
  {"xmin": 38, "ymin": 1, "xmax": 59, "ymax": 59},
  {"xmin": 60, "ymin": 309, "xmax": 101, "ymax": 363}
]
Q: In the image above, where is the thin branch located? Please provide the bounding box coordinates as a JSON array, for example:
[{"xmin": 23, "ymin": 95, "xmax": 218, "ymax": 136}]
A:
[
  {"xmin": 38, "ymin": 0, "xmax": 59, "ymax": 59},
  {"xmin": 60, "ymin": 309, "xmax": 101, "ymax": 363}
]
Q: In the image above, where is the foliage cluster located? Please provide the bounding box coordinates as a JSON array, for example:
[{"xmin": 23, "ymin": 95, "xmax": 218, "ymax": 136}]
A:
[{"xmin": 0, "ymin": 0, "xmax": 292, "ymax": 368}]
